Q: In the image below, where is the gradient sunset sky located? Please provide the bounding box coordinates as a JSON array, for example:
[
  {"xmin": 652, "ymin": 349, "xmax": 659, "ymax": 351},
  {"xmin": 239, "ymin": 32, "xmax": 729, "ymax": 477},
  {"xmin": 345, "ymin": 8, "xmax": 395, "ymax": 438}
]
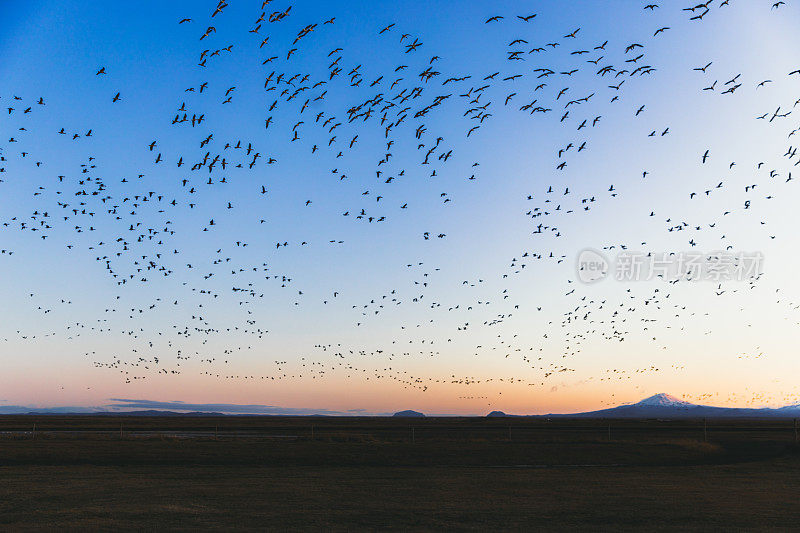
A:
[{"xmin": 1, "ymin": 0, "xmax": 800, "ymax": 415}]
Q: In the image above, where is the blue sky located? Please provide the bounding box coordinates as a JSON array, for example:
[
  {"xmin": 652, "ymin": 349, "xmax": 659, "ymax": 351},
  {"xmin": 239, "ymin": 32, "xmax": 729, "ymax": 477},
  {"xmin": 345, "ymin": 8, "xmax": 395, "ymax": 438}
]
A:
[{"xmin": 1, "ymin": 0, "xmax": 800, "ymax": 415}]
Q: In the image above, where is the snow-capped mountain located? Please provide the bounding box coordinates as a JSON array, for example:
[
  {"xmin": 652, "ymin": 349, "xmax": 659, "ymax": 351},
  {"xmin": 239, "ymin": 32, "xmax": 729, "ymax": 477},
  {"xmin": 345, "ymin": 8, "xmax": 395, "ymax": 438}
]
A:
[
  {"xmin": 631, "ymin": 393, "xmax": 694, "ymax": 408},
  {"xmin": 502, "ymin": 393, "xmax": 800, "ymax": 418}
]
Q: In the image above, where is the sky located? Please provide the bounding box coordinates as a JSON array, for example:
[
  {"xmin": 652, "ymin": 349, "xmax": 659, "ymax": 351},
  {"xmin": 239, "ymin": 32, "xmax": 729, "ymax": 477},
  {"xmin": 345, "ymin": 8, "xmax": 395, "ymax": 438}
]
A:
[{"xmin": 1, "ymin": 0, "xmax": 800, "ymax": 415}]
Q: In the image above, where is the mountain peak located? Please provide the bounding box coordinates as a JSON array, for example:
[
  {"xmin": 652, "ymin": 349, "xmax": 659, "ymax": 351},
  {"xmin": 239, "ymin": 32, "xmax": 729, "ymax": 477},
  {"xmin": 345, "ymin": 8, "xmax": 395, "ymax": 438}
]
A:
[
  {"xmin": 634, "ymin": 393, "xmax": 694, "ymax": 407},
  {"xmin": 392, "ymin": 409, "xmax": 425, "ymax": 418}
]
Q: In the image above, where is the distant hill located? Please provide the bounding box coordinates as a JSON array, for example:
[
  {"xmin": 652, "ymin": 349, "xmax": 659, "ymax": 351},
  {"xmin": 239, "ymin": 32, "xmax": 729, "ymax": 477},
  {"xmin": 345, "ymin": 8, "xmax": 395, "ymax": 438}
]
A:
[
  {"xmin": 0, "ymin": 406, "xmax": 100, "ymax": 415},
  {"xmin": 95, "ymin": 410, "xmax": 226, "ymax": 417},
  {"xmin": 0, "ymin": 408, "xmax": 227, "ymax": 416},
  {"xmin": 484, "ymin": 394, "xmax": 800, "ymax": 419},
  {"xmin": 553, "ymin": 393, "xmax": 800, "ymax": 419},
  {"xmin": 392, "ymin": 410, "xmax": 425, "ymax": 418}
]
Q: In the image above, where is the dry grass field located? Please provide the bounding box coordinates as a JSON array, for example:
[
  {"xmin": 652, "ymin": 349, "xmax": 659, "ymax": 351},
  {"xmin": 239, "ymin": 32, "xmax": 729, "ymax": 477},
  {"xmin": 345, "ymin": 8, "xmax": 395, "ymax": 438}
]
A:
[{"xmin": 1, "ymin": 416, "xmax": 798, "ymax": 530}]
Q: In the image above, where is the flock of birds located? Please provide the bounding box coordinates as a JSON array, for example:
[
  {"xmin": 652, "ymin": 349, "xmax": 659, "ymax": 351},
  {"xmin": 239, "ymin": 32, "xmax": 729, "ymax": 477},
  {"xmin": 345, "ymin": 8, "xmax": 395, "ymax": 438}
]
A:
[{"xmin": 2, "ymin": 0, "xmax": 800, "ymax": 411}]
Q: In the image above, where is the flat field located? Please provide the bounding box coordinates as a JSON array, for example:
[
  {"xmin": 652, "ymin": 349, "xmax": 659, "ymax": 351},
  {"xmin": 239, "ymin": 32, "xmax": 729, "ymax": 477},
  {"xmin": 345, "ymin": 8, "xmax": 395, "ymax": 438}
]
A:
[{"xmin": 1, "ymin": 416, "xmax": 798, "ymax": 530}]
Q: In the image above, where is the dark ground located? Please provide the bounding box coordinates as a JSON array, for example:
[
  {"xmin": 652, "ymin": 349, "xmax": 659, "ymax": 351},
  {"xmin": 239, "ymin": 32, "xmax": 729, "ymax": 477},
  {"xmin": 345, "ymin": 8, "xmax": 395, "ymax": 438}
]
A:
[{"xmin": 1, "ymin": 416, "xmax": 798, "ymax": 530}]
